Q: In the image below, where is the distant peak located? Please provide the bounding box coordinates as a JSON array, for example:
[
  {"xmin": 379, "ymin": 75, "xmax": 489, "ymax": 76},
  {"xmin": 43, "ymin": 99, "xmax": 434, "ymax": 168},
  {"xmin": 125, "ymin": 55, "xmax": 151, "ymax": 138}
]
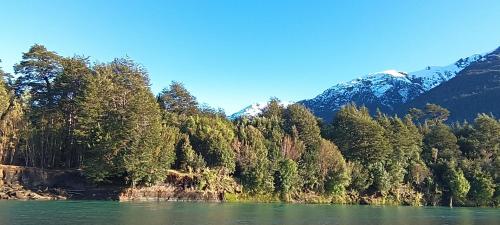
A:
[
  {"xmin": 229, "ymin": 101, "xmax": 294, "ymax": 119},
  {"xmin": 378, "ymin": 70, "xmax": 407, "ymax": 78}
]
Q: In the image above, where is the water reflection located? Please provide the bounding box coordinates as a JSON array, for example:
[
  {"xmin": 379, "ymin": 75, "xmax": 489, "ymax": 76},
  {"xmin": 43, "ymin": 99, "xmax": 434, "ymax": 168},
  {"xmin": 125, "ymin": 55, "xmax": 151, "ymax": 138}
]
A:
[{"xmin": 0, "ymin": 201, "xmax": 498, "ymax": 225}]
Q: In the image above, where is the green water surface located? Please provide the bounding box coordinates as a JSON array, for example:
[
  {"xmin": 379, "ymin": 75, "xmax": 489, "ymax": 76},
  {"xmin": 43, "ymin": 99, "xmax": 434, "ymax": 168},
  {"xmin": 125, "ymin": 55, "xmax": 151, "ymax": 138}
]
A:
[{"xmin": 0, "ymin": 201, "xmax": 498, "ymax": 225}]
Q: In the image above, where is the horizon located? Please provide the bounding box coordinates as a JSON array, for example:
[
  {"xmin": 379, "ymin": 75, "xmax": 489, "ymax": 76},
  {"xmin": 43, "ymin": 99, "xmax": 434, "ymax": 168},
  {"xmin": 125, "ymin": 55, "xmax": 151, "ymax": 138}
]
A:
[{"xmin": 1, "ymin": 1, "xmax": 500, "ymax": 114}]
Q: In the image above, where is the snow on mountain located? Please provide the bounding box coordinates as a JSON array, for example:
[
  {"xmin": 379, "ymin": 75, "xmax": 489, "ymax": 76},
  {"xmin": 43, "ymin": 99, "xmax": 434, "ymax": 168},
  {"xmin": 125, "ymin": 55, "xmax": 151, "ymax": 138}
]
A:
[
  {"xmin": 300, "ymin": 52, "xmax": 485, "ymax": 121},
  {"xmin": 229, "ymin": 101, "xmax": 293, "ymax": 120},
  {"xmin": 230, "ymin": 51, "xmax": 487, "ymax": 122},
  {"xmin": 407, "ymin": 53, "xmax": 484, "ymax": 91}
]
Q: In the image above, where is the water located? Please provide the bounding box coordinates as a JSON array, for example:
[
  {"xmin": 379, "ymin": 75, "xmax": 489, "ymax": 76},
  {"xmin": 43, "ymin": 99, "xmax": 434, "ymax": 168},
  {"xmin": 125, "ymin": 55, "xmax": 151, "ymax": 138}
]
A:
[{"xmin": 0, "ymin": 201, "xmax": 498, "ymax": 225}]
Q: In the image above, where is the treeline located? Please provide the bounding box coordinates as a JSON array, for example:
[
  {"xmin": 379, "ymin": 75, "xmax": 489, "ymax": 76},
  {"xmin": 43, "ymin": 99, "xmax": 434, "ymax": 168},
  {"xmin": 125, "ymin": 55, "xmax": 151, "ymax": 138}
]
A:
[{"xmin": 0, "ymin": 45, "xmax": 499, "ymax": 206}]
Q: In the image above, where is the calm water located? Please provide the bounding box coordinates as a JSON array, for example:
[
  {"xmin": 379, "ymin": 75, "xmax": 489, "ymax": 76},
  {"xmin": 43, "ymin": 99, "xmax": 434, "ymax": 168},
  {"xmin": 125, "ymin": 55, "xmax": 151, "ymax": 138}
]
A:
[{"xmin": 0, "ymin": 201, "xmax": 499, "ymax": 225}]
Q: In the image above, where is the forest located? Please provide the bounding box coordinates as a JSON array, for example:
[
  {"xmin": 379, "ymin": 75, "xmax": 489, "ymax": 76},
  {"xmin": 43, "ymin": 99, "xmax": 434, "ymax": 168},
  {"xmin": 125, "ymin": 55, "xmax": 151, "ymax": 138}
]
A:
[{"xmin": 0, "ymin": 45, "xmax": 499, "ymax": 207}]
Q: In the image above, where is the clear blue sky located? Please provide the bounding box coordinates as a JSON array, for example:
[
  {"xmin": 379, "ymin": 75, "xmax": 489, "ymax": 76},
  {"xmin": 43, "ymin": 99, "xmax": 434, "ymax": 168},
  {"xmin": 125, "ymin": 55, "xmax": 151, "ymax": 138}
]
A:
[{"xmin": 1, "ymin": 1, "xmax": 499, "ymax": 114}]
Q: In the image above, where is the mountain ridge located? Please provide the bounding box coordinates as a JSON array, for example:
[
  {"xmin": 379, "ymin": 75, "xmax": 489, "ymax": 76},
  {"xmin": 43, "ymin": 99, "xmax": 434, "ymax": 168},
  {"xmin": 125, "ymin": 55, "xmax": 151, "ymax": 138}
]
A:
[{"xmin": 230, "ymin": 49, "xmax": 489, "ymax": 121}]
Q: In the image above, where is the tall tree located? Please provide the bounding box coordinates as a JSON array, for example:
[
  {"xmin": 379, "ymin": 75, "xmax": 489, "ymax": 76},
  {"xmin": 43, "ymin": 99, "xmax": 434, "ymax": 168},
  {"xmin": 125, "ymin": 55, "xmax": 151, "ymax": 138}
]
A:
[
  {"xmin": 77, "ymin": 58, "xmax": 176, "ymax": 186},
  {"xmin": 157, "ymin": 81, "xmax": 199, "ymax": 116},
  {"xmin": 0, "ymin": 65, "xmax": 25, "ymax": 165},
  {"xmin": 13, "ymin": 44, "xmax": 64, "ymax": 168},
  {"xmin": 445, "ymin": 166, "xmax": 470, "ymax": 207},
  {"xmin": 319, "ymin": 138, "xmax": 350, "ymax": 195},
  {"xmin": 284, "ymin": 104, "xmax": 322, "ymax": 190},
  {"xmin": 185, "ymin": 115, "xmax": 236, "ymax": 172},
  {"xmin": 331, "ymin": 103, "xmax": 390, "ymax": 165},
  {"xmin": 235, "ymin": 123, "xmax": 274, "ymax": 193}
]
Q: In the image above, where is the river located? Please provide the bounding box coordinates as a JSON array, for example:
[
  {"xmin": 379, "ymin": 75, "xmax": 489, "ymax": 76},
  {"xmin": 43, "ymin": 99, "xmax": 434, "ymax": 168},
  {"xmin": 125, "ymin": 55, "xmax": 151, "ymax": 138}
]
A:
[{"xmin": 0, "ymin": 201, "xmax": 498, "ymax": 225}]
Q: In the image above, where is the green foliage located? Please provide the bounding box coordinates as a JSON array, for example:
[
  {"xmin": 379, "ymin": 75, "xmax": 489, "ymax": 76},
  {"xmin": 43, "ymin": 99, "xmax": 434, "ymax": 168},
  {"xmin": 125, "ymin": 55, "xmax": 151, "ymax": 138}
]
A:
[
  {"xmin": 235, "ymin": 123, "xmax": 274, "ymax": 193},
  {"xmin": 370, "ymin": 162, "xmax": 392, "ymax": 195},
  {"xmin": 331, "ymin": 103, "xmax": 390, "ymax": 165},
  {"xmin": 77, "ymin": 59, "xmax": 176, "ymax": 185},
  {"xmin": 284, "ymin": 104, "xmax": 321, "ymax": 149},
  {"xmin": 284, "ymin": 104, "xmax": 323, "ymax": 190},
  {"xmin": 176, "ymin": 134, "xmax": 206, "ymax": 172},
  {"xmin": 185, "ymin": 115, "xmax": 236, "ymax": 172},
  {"xmin": 319, "ymin": 139, "xmax": 350, "ymax": 195},
  {"xmin": 445, "ymin": 166, "xmax": 470, "ymax": 206},
  {"xmin": 3, "ymin": 47, "xmax": 499, "ymax": 207},
  {"xmin": 157, "ymin": 81, "xmax": 199, "ymax": 116},
  {"xmin": 260, "ymin": 97, "xmax": 285, "ymax": 119},
  {"xmin": 423, "ymin": 123, "xmax": 460, "ymax": 164},
  {"xmin": 348, "ymin": 161, "xmax": 373, "ymax": 192},
  {"xmin": 0, "ymin": 72, "xmax": 25, "ymax": 165},
  {"xmin": 274, "ymin": 159, "xmax": 299, "ymax": 201},
  {"xmin": 468, "ymin": 170, "xmax": 495, "ymax": 206},
  {"xmin": 425, "ymin": 103, "xmax": 450, "ymax": 124}
]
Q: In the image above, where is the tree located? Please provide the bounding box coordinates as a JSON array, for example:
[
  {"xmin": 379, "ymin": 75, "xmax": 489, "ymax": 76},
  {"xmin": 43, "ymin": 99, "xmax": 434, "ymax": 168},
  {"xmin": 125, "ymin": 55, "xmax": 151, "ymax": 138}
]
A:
[
  {"xmin": 348, "ymin": 161, "xmax": 373, "ymax": 193},
  {"xmin": 425, "ymin": 103, "xmax": 450, "ymax": 124},
  {"xmin": 53, "ymin": 56, "xmax": 92, "ymax": 167},
  {"xmin": 445, "ymin": 166, "xmax": 470, "ymax": 207},
  {"xmin": 252, "ymin": 116, "xmax": 285, "ymax": 168},
  {"xmin": 261, "ymin": 97, "xmax": 285, "ymax": 119},
  {"xmin": 423, "ymin": 123, "xmax": 460, "ymax": 164},
  {"xmin": 157, "ymin": 81, "xmax": 199, "ymax": 116},
  {"xmin": 77, "ymin": 58, "xmax": 176, "ymax": 185},
  {"xmin": 176, "ymin": 134, "xmax": 206, "ymax": 172},
  {"xmin": 319, "ymin": 139, "xmax": 350, "ymax": 195},
  {"xmin": 274, "ymin": 159, "xmax": 299, "ymax": 201},
  {"xmin": 468, "ymin": 170, "xmax": 495, "ymax": 206},
  {"xmin": 382, "ymin": 116, "xmax": 425, "ymax": 189},
  {"xmin": 0, "ymin": 66, "xmax": 25, "ymax": 165},
  {"xmin": 469, "ymin": 114, "xmax": 499, "ymax": 164},
  {"xmin": 13, "ymin": 44, "xmax": 62, "ymax": 107},
  {"xmin": 185, "ymin": 115, "xmax": 236, "ymax": 172},
  {"xmin": 283, "ymin": 104, "xmax": 321, "ymax": 149},
  {"xmin": 235, "ymin": 123, "xmax": 274, "ymax": 193},
  {"xmin": 13, "ymin": 44, "xmax": 65, "ymax": 168},
  {"xmin": 284, "ymin": 104, "xmax": 322, "ymax": 190},
  {"xmin": 331, "ymin": 103, "xmax": 390, "ymax": 165}
]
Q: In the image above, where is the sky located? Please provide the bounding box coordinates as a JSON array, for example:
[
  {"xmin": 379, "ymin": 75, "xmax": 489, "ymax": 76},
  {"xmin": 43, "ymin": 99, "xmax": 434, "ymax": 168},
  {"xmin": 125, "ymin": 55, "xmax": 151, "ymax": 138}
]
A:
[{"xmin": 1, "ymin": 1, "xmax": 500, "ymax": 114}]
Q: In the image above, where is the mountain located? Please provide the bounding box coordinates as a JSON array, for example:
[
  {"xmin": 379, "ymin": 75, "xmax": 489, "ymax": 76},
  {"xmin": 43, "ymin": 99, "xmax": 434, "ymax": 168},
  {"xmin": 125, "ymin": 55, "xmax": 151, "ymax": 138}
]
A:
[
  {"xmin": 398, "ymin": 47, "xmax": 500, "ymax": 122},
  {"xmin": 230, "ymin": 49, "xmax": 494, "ymax": 122},
  {"xmin": 229, "ymin": 101, "xmax": 293, "ymax": 120},
  {"xmin": 299, "ymin": 53, "xmax": 485, "ymax": 122}
]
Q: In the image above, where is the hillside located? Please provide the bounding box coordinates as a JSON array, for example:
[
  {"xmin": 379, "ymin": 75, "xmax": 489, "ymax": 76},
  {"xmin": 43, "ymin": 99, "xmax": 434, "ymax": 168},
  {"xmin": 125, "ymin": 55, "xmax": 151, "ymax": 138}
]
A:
[{"xmin": 398, "ymin": 47, "xmax": 500, "ymax": 121}]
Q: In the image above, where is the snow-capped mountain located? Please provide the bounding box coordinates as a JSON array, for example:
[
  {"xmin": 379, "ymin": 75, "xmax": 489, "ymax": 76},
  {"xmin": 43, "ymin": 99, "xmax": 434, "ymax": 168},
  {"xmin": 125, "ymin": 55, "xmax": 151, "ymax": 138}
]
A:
[
  {"xmin": 399, "ymin": 47, "xmax": 500, "ymax": 122},
  {"xmin": 230, "ymin": 50, "xmax": 489, "ymax": 122},
  {"xmin": 229, "ymin": 101, "xmax": 293, "ymax": 120},
  {"xmin": 300, "ymin": 53, "xmax": 485, "ymax": 121}
]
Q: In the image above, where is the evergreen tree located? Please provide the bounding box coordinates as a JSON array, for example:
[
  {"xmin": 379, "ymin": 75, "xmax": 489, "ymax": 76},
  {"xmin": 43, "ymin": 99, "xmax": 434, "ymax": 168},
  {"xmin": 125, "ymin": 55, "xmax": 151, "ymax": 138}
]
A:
[
  {"xmin": 176, "ymin": 134, "xmax": 206, "ymax": 172},
  {"xmin": 319, "ymin": 139, "xmax": 350, "ymax": 195},
  {"xmin": 261, "ymin": 97, "xmax": 285, "ymax": 119},
  {"xmin": 235, "ymin": 123, "xmax": 274, "ymax": 193},
  {"xmin": 274, "ymin": 159, "xmax": 299, "ymax": 201},
  {"xmin": 185, "ymin": 115, "xmax": 236, "ymax": 172},
  {"xmin": 331, "ymin": 103, "xmax": 390, "ymax": 165},
  {"xmin": 157, "ymin": 81, "xmax": 199, "ymax": 116},
  {"xmin": 77, "ymin": 59, "xmax": 176, "ymax": 185},
  {"xmin": 445, "ymin": 166, "xmax": 470, "ymax": 207},
  {"xmin": 0, "ymin": 66, "xmax": 25, "ymax": 165},
  {"xmin": 468, "ymin": 170, "xmax": 495, "ymax": 206},
  {"xmin": 425, "ymin": 103, "xmax": 450, "ymax": 124},
  {"xmin": 13, "ymin": 44, "xmax": 65, "ymax": 168},
  {"xmin": 284, "ymin": 104, "xmax": 322, "ymax": 190},
  {"xmin": 423, "ymin": 123, "xmax": 460, "ymax": 165}
]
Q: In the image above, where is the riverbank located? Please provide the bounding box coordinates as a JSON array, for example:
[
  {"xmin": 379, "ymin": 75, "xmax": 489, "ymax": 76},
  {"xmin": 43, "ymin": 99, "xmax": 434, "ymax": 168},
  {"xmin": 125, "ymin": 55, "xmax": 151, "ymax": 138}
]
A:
[
  {"xmin": 0, "ymin": 164, "xmax": 447, "ymax": 205},
  {"xmin": 0, "ymin": 164, "xmax": 495, "ymax": 207}
]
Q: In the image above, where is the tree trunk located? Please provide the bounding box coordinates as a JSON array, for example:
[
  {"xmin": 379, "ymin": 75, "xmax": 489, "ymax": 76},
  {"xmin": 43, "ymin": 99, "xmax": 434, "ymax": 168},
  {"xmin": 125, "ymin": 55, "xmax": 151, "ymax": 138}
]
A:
[{"xmin": 449, "ymin": 196, "xmax": 453, "ymax": 208}]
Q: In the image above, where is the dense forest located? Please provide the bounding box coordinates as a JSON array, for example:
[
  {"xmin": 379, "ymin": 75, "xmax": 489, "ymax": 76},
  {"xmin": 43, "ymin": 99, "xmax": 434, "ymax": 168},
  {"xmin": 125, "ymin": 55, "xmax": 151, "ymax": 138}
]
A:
[{"xmin": 0, "ymin": 45, "xmax": 499, "ymax": 207}]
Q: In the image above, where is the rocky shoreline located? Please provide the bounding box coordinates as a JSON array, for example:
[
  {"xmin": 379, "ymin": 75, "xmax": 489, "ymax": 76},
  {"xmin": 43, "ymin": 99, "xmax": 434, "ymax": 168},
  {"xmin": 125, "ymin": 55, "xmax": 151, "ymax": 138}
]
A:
[
  {"xmin": 0, "ymin": 164, "xmax": 229, "ymax": 202},
  {"xmin": 0, "ymin": 183, "xmax": 67, "ymax": 200}
]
